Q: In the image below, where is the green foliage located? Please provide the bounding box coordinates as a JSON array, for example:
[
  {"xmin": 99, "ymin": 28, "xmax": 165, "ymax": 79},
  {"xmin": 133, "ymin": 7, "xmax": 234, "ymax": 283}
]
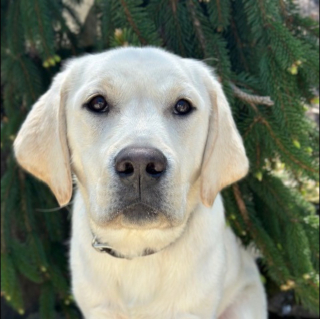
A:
[
  {"xmin": 40, "ymin": 283, "xmax": 55, "ymax": 319},
  {"xmin": 1, "ymin": 0, "xmax": 319, "ymax": 316},
  {"xmin": 207, "ymin": 0, "xmax": 231, "ymax": 31}
]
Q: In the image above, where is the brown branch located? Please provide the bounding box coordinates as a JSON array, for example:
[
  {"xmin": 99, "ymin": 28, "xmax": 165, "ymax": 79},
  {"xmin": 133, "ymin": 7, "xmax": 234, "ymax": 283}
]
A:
[
  {"xmin": 306, "ymin": 278, "xmax": 320, "ymax": 290},
  {"xmin": 244, "ymin": 115, "xmax": 318, "ymax": 174},
  {"xmin": 18, "ymin": 57, "xmax": 37, "ymax": 102},
  {"xmin": 119, "ymin": 0, "xmax": 147, "ymax": 45},
  {"xmin": 243, "ymin": 115, "xmax": 318, "ymax": 174},
  {"xmin": 230, "ymin": 17, "xmax": 250, "ymax": 72},
  {"xmin": 231, "ymin": 83, "xmax": 275, "ymax": 106},
  {"xmin": 262, "ymin": 179, "xmax": 301, "ymax": 223},
  {"xmin": 232, "ymin": 184, "xmax": 276, "ymax": 269},
  {"xmin": 171, "ymin": 0, "xmax": 186, "ymax": 56},
  {"xmin": 268, "ymin": 25, "xmax": 297, "ymax": 65},
  {"xmin": 260, "ymin": 118, "xmax": 319, "ymax": 174},
  {"xmin": 171, "ymin": 0, "xmax": 177, "ymax": 13},
  {"xmin": 256, "ymin": 144, "xmax": 261, "ymax": 168},
  {"xmin": 233, "ymin": 184, "xmax": 251, "ymax": 225},
  {"xmin": 232, "ymin": 184, "xmax": 300, "ymax": 284},
  {"xmin": 232, "ymin": 184, "xmax": 291, "ymax": 278},
  {"xmin": 216, "ymin": 0, "xmax": 223, "ymax": 28},
  {"xmin": 244, "ymin": 117, "xmax": 262, "ymax": 139},
  {"xmin": 187, "ymin": 0, "xmax": 207, "ymax": 55},
  {"xmin": 228, "ymin": 216, "xmax": 245, "ymax": 235},
  {"xmin": 258, "ymin": 0, "xmax": 267, "ymax": 24},
  {"xmin": 279, "ymin": 0, "xmax": 287, "ymax": 16},
  {"xmin": 34, "ymin": 0, "xmax": 51, "ymax": 58}
]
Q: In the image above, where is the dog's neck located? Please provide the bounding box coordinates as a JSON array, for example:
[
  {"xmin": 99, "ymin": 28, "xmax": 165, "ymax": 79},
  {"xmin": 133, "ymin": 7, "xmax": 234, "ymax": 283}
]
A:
[
  {"xmin": 91, "ymin": 235, "xmax": 159, "ymax": 260},
  {"xmin": 73, "ymin": 191, "xmax": 225, "ymax": 262}
]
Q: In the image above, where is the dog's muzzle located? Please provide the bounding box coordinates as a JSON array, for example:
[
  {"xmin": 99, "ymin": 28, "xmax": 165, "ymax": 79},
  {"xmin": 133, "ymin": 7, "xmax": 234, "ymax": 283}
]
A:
[{"xmin": 111, "ymin": 146, "xmax": 169, "ymax": 224}]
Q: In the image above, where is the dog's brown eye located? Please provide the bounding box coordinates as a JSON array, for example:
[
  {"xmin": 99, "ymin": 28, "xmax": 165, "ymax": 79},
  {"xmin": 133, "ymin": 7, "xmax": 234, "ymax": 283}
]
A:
[
  {"xmin": 87, "ymin": 95, "xmax": 109, "ymax": 113},
  {"xmin": 174, "ymin": 100, "xmax": 193, "ymax": 115}
]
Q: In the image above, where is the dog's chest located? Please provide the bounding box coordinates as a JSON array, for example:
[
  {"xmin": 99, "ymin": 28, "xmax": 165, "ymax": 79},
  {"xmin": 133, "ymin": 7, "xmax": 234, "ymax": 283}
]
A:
[
  {"xmin": 85, "ymin": 251, "xmax": 207, "ymax": 315},
  {"xmin": 114, "ymin": 259, "xmax": 163, "ymax": 306}
]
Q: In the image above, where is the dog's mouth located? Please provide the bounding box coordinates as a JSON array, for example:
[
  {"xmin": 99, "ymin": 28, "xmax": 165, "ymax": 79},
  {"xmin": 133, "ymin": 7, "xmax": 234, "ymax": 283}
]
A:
[
  {"xmin": 121, "ymin": 202, "xmax": 160, "ymax": 223},
  {"xmin": 90, "ymin": 202, "xmax": 173, "ymax": 259},
  {"xmin": 89, "ymin": 200, "xmax": 189, "ymax": 259},
  {"xmin": 102, "ymin": 201, "xmax": 173, "ymax": 229}
]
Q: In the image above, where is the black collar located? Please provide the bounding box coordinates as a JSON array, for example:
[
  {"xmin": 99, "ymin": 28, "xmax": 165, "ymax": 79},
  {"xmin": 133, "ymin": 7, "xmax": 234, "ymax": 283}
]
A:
[{"xmin": 91, "ymin": 236, "xmax": 157, "ymax": 260}]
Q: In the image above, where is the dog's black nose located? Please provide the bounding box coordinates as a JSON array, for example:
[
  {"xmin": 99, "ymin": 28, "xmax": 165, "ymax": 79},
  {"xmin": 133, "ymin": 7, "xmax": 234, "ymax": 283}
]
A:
[{"xmin": 115, "ymin": 147, "xmax": 167, "ymax": 186}]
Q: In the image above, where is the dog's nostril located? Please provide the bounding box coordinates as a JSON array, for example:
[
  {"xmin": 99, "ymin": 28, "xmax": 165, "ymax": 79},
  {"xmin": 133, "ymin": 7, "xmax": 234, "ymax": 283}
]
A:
[
  {"xmin": 146, "ymin": 163, "xmax": 165, "ymax": 177},
  {"xmin": 123, "ymin": 163, "xmax": 134, "ymax": 175},
  {"xmin": 117, "ymin": 162, "xmax": 134, "ymax": 176}
]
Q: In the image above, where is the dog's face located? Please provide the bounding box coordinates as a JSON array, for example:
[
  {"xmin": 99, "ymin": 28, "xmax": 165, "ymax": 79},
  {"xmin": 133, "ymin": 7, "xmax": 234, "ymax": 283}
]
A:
[
  {"xmin": 66, "ymin": 49, "xmax": 211, "ymax": 230},
  {"xmin": 14, "ymin": 48, "xmax": 249, "ymax": 256}
]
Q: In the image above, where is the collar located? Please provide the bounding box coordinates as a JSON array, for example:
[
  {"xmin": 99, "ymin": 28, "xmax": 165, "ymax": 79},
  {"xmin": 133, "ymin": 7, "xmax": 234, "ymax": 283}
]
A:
[{"xmin": 91, "ymin": 236, "xmax": 157, "ymax": 260}]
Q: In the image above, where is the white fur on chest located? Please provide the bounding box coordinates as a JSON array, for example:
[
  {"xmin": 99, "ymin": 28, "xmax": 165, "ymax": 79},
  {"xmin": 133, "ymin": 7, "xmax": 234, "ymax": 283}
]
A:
[{"xmin": 70, "ymin": 192, "xmax": 229, "ymax": 318}]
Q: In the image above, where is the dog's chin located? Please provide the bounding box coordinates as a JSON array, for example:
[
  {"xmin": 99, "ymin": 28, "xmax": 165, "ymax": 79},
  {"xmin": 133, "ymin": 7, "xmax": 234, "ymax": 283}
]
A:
[
  {"xmin": 94, "ymin": 202, "xmax": 175, "ymax": 230},
  {"xmin": 88, "ymin": 203, "xmax": 188, "ymax": 258}
]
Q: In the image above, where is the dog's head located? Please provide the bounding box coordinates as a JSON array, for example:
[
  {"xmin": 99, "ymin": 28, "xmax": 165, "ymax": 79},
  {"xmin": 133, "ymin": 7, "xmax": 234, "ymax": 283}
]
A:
[{"xmin": 14, "ymin": 48, "xmax": 248, "ymax": 256}]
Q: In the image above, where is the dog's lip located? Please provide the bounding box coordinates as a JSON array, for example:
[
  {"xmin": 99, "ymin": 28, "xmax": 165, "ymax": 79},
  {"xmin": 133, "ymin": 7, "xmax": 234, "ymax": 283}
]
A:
[
  {"xmin": 114, "ymin": 201, "xmax": 162, "ymax": 215},
  {"xmin": 102, "ymin": 201, "xmax": 176, "ymax": 229},
  {"xmin": 120, "ymin": 202, "xmax": 161, "ymax": 224}
]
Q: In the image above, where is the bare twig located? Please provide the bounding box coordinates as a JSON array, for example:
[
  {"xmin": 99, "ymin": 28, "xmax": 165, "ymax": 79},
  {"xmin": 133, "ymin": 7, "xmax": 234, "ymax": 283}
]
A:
[{"xmin": 230, "ymin": 83, "xmax": 275, "ymax": 106}]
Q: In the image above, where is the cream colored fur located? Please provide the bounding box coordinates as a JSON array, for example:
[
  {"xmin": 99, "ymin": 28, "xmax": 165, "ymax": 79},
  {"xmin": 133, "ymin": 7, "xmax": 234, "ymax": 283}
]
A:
[{"xmin": 14, "ymin": 47, "xmax": 267, "ymax": 319}]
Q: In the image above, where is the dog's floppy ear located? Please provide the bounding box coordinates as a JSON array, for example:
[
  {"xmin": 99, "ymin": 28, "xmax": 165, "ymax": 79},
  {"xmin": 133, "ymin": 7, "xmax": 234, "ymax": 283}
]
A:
[
  {"xmin": 200, "ymin": 69, "xmax": 249, "ymax": 207},
  {"xmin": 14, "ymin": 70, "xmax": 72, "ymax": 206}
]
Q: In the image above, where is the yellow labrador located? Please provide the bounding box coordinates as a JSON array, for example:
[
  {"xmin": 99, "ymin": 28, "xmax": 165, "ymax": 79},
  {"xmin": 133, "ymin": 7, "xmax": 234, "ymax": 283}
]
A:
[{"xmin": 14, "ymin": 48, "xmax": 267, "ymax": 319}]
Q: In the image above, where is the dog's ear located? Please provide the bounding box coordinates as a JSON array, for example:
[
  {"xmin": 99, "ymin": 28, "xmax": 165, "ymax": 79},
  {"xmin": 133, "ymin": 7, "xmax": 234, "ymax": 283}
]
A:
[
  {"xmin": 200, "ymin": 68, "xmax": 249, "ymax": 207},
  {"xmin": 14, "ymin": 70, "xmax": 72, "ymax": 206}
]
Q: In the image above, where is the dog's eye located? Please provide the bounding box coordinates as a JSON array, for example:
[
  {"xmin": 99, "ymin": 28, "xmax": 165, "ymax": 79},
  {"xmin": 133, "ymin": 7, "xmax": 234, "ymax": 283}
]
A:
[
  {"xmin": 174, "ymin": 100, "xmax": 193, "ymax": 115},
  {"xmin": 86, "ymin": 95, "xmax": 109, "ymax": 113}
]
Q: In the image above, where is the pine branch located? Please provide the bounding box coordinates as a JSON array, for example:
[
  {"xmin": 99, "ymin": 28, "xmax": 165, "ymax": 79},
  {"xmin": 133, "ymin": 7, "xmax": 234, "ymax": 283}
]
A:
[
  {"xmin": 189, "ymin": 0, "xmax": 272, "ymax": 103},
  {"xmin": 182, "ymin": 4, "xmax": 273, "ymax": 106},
  {"xmin": 207, "ymin": 0, "xmax": 231, "ymax": 31},
  {"xmin": 232, "ymin": 184, "xmax": 252, "ymax": 225},
  {"xmin": 33, "ymin": 0, "xmax": 54, "ymax": 58},
  {"xmin": 227, "ymin": 184, "xmax": 290, "ymax": 282},
  {"xmin": 1, "ymin": 170, "xmax": 15, "ymax": 253},
  {"xmin": 260, "ymin": 118, "xmax": 319, "ymax": 175},
  {"xmin": 17, "ymin": 57, "xmax": 37, "ymax": 102},
  {"xmin": 187, "ymin": 0, "xmax": 207, "ymax": 55},
  {"xmin": 119, "ymin": 0, "xmax": 147, "ymax": 45},
  {"xmin": 169, "ymin": 0, "xmax": 187, "ymax": 56},
  {"xmin": 2, "ymin": 0, "xmax": 319, "ymax": 314},
  {"xmin": 230, "ymin": 15, "xmax": 250, "ymax": 72},
  {"xmin": 243, "ymin": 115, "xmax": 318, "ymax": 175}
]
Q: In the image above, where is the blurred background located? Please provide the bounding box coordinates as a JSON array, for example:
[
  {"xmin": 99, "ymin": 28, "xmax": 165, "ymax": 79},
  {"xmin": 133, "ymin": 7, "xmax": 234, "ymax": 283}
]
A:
[{"xmin": 1, "ymin": 0, "xmax": 319, "ymax": 318}]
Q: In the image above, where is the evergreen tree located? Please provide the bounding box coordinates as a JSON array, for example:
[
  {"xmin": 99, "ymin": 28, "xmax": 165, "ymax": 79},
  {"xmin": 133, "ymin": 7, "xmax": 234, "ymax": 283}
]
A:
[{"xmin": 1, "ymin": 0, "xmax": 319, "ymax": 317}]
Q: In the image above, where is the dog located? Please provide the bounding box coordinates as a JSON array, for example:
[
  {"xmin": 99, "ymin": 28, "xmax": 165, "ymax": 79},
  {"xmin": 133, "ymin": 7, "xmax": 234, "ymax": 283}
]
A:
[{"xmin": 14, "ymin": 47, "xmax": 267, "ymax": 319}]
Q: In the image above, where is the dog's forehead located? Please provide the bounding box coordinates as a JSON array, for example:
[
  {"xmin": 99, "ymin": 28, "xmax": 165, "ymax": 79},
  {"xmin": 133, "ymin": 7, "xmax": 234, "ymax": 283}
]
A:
[
  {"xmin": 70, "ymin": 48, "xmax": 192, "ymax": 90},
  {"xmin": 105, "ymin": 47, "xmax": 182, "ymax": 68}
]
